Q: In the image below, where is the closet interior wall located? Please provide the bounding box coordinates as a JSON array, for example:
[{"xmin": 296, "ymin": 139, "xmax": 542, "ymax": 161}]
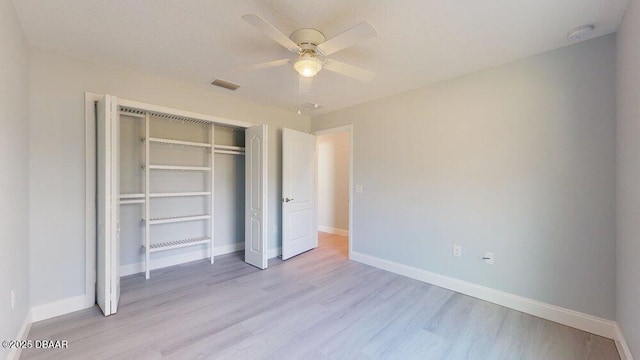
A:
[
  {"xmin": 212, "ymin": 125, "xmax": 245, "ymax": 252},
  {"xmin": 119, "ymin": 113, "xmax": 245, "ymax": 276}
]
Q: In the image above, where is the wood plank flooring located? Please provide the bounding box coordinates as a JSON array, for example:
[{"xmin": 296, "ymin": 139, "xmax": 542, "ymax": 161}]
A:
[{"xmin": 22, "ymin": 232, "xmax": 619, "ymax": 359}]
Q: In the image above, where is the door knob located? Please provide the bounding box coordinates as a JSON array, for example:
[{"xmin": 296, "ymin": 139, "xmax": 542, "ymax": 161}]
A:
[{"xmin": 284, "ymin": 197, "xmax": 294, "ymax": 203}]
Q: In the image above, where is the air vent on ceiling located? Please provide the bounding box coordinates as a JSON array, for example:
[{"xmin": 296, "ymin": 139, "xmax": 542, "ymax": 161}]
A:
[
  {"xmin": 299, "ymin": 102, "xmax": 321, "ymax": 112},
  {"xmin": 211, "ymin": 79, "xmax": 240, "ymax": 91}
]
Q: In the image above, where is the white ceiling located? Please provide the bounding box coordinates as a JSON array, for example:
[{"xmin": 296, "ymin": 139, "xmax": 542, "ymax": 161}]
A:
[{"xmin": 13, "ymin": 0, "xmax": 628, "ymax": 115}]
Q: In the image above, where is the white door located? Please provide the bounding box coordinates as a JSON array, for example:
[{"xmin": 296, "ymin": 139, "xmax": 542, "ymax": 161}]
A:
[
  {"xmin": 245, "ymin": 125, "xmax": 268, "ymax": 269},
  {"xmin": 96, "ymin": 95, "xmax": 121, "ymax": 316},
  {"xmin": 282, "ymin": 128, "xmax": 317, "ymax": 260}
]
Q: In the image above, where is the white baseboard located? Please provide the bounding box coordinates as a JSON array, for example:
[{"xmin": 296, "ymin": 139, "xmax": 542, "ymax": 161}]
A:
[
  {"xmin": 30, "ymin": 294, "xmax": 88, "ymax": 323},
  {"xmin": 120, "ymin": 243, "xmax": 244, "ymax": 276},
  {"xmin": 7, "ymin": 310, "xmax": 33, "ymax": 360},
  {"xmin": 318, "ymin": 225, "xmax": 349, "ymax": 237},
  {"xmin": 615, "ymin": 323, "xmax": 635, "ymax": 360},
  {"xmin": 350, "ymin": 251, "xmax": 617, "ymax": 340}
]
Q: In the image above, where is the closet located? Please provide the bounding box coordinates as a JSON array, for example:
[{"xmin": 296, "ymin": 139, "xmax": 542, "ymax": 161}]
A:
[{"xmin": 96, "ymin": 95, "xmax": 267, "ymax": 316}]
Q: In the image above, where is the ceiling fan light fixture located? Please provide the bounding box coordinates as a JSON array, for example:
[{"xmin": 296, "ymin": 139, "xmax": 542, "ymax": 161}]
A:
[{"xmin": 294, "ymin": 56, "xmax": 322, "ymax": 77}]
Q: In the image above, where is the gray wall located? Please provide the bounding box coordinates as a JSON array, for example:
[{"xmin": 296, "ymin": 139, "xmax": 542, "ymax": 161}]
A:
[
  {"xmin": 312, "ymin": 35, "xmax": 617, "ymax": 320},
  {"xmin": 0, "ymin": 0, "xmax": 30, "ymax": 357},
  {"xmin": 617, "ymin": 0, "xmax": 640, "ymax": 356},
  {"xmin": 317, "ymin": 132, "xmax": 350, "ymax": 231},
  {"xmin": 28, "ymin": 48, "xmax": 310, "ymax": 307}
]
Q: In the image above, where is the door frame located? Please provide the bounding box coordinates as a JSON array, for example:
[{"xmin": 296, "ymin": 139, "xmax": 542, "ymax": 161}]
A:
[
  {"xmin": 84, "ymin": 93, "xmax": 263, "ymax": 306},
  {"xmin": 85, "ymin": 92, "xmax": 101, "ymax": 308},
  {"xmin": 313, "ymin": 125, "xmax": 354, "ymax": 259}
]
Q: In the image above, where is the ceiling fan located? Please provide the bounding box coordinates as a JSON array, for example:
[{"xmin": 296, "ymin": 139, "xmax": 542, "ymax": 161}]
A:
[{"xmin": 241, "ymin": 14, "xmax": 377, "ymax": 93}]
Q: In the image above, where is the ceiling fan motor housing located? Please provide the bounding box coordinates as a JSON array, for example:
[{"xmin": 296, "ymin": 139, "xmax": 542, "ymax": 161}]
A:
[{"xmin": 290, "ymin": 28, "xmax": 326, "ymax": 51}]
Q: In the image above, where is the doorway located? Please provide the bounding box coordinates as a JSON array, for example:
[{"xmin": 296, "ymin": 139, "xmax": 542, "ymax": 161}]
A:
[{"xmin": 314, "ymin": 125, "xmax": 353, "ymax": 258}]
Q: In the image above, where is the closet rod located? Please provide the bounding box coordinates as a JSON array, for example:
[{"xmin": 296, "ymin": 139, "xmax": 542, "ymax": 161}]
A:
[
  {"xmin": 144, "ymin": 165, "xmax": 212, "ymax": 171},
  {"xmin": 214, "ymin": 145, "xmax": 245, "ymax": 152},
  {"xmin": 120, "ymin": 199, "xmax": 145, "ymax": 205},
  {"xmin": 120, "ymin": 193, "xmax": 145, "ymax": 199},
  {"xmin": 214, "ymin": 150, "xmax": 245, "ymax": 156}
]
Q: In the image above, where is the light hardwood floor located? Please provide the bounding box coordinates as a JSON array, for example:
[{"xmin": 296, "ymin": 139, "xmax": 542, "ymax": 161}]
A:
[{"xmin": 22, "ymin": 232, "xmax": 619, "ymax": 359}]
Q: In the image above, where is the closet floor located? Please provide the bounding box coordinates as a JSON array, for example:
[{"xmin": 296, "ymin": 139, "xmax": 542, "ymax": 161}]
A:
[{"xmin": 22, "ymin": 232, "xmax": 619, "ymax": 360}]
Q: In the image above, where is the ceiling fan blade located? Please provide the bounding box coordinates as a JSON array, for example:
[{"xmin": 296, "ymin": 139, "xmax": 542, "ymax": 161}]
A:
[
  {"xmin": 240, "ymin": 59, "xmax": 291, "ymax": 71},
  {"xmin": 242, "ymin": 14, "xmax": 301, "ymax": 54},
  {"xmin": 324, "ymin": 59, "xmax": 375, "ymax": 82},
  {"xmin": 299, "ymin": 76, "xmax": 313, "ymax": 94},
  {"xmin": 317, "ymin": 21, "xmax": 377, "ymax": 56}
]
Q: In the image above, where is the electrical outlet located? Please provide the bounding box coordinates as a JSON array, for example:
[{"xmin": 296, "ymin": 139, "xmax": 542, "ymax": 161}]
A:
[
  {"xmin": 355, "ymin": 185, "xmax": 364, "ymax": 194},
  {"xmin": 453, "ymin": 245, "xmax": 462, "ymax": 257},
  {"xmin": 483, "ymin": 251, "xmax": 495, "ymax": 265},
  {"xmin": 11, "ymin": 290, "xmax": 15, "ymax": 310}
]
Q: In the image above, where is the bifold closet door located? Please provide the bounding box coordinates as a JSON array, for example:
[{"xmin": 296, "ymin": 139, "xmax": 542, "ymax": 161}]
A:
[
  {"xmin": 245, "ymin": 125, "xmax": 268, "ymax": 269},
  {"xmin": 282, "ymin": 128, "xmax": 318, "ymax": 260},
  {"xmin": 96, "ymin": 95, "xmax": 121, "ymax": 316}
]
